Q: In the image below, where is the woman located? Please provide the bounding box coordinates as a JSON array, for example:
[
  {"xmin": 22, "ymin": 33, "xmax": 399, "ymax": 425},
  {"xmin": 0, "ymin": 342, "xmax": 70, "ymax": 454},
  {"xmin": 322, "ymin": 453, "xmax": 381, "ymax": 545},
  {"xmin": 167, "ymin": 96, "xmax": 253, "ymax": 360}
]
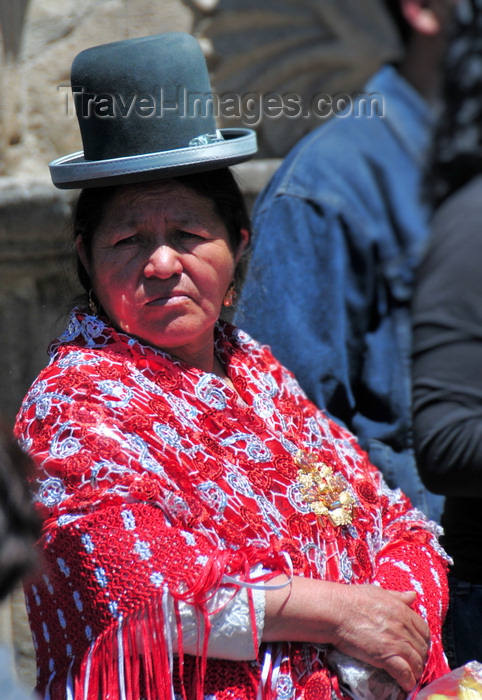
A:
[
  {"xmin": 413, "ymin": 0, "xmax": 482, "ymax": 670},
  {"xmin": 15, "ymin": 32, "xmax": 450, "ymax": 700}
]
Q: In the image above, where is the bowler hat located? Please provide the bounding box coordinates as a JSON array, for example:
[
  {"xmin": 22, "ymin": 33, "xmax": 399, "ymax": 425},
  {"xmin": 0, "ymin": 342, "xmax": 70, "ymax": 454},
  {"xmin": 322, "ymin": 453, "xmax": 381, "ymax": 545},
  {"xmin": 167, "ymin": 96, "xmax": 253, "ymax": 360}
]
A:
[{"xmin": 50, "ymin": 32, "xmax": 257, "ymax": 189}]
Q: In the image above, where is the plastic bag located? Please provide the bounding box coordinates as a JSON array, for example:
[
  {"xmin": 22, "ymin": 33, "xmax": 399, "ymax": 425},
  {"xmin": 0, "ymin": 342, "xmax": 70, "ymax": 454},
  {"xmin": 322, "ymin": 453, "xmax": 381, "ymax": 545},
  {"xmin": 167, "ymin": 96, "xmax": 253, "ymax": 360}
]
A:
[
  {"xmin": 416, "ymin": 662, "xmax": 482, "ymax": 699},
  {"xmin": 327, "ymin": 650, "xmax": 405, "ymax": 700}
]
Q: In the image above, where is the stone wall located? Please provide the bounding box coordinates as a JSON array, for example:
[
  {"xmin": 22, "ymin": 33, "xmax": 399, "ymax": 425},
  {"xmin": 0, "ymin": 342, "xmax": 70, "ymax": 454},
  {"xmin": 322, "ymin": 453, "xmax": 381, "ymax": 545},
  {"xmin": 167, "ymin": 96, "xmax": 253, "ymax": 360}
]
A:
[{"xmin": 0, "ymin": 0, "xmax": 193, "ymax": 178}]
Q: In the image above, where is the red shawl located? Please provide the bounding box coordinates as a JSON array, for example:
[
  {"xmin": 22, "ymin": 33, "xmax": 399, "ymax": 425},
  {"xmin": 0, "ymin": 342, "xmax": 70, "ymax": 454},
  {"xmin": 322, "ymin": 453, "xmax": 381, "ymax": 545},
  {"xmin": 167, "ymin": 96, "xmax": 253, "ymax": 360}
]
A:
[{"xmin": 15, "ymin": 310, "xmax": 450, "ymax": 699}]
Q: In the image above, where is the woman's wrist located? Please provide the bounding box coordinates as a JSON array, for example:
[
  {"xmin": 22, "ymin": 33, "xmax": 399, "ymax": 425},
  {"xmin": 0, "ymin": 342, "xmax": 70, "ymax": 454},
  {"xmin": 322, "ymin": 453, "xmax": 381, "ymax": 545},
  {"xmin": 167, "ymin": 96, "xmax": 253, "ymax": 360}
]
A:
[{"xmin": 262, "ymin": 575, "xmax": 338, "ymax": 645}]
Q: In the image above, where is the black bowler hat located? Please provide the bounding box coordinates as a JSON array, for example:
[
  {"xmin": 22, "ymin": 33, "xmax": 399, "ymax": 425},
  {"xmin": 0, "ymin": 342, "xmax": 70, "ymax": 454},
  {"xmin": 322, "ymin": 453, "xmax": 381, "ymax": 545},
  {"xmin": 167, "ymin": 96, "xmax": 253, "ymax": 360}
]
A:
[{"xmin": 49, "ymin": 32, "xmax": 257, "ymax": 189}]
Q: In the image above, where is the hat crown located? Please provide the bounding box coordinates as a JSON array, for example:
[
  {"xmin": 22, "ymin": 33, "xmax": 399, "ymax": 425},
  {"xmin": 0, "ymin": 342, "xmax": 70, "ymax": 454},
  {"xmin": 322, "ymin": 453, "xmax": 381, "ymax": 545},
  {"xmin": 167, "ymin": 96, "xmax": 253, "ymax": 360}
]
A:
[
  {"xmin": 71, "ymin": 33, "xmax": 218, "ymax": 161},
  {"xmin": 49, "ymin": 32, "xmax": 257, "ymax": 188}
]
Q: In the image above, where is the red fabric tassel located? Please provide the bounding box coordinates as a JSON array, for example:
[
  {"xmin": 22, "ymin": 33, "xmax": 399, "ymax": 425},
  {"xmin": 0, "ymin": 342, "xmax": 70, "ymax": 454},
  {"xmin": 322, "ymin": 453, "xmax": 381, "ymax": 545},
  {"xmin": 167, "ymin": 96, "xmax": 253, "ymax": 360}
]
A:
[{"xmin": 71, "ymin": 595, "xmax": 176, "ymax": 700}]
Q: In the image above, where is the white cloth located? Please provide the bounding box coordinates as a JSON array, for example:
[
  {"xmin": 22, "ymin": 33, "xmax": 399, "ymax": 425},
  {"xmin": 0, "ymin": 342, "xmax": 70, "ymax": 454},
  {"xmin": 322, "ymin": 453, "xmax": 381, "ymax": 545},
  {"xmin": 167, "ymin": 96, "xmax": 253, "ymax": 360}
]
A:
[{"xmin": 169, "ymin": 579, "xmax": 266, "ymax": 661}]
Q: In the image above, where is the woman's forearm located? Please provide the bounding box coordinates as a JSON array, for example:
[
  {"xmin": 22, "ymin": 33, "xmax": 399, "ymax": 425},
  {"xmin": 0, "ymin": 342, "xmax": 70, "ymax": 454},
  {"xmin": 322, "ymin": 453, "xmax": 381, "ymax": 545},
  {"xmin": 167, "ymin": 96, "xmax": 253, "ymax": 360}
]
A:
[
  {"xmin": 263, "ymin": 575, "xmax": 338, "ymax": 644},
  {"xmin": 264, "ymin": 576, "xmax": 430, "ymax": 693}
]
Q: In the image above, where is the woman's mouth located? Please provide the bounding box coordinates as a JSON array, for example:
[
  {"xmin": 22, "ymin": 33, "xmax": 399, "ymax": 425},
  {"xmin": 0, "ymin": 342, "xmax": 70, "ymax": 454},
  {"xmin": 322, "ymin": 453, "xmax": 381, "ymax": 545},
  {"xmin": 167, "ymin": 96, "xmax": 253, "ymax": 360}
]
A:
[{"xmin": 145, "ymin": 292, "xmax": 191, "ymax": 306}]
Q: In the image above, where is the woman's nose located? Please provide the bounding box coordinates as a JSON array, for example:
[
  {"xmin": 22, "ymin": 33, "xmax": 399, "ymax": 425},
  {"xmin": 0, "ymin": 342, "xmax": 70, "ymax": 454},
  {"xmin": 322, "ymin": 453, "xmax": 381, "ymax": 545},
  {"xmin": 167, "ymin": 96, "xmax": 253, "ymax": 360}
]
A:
[{"xmin": 143, "ymin": 244, "xmax": 183, "ymax": 278}]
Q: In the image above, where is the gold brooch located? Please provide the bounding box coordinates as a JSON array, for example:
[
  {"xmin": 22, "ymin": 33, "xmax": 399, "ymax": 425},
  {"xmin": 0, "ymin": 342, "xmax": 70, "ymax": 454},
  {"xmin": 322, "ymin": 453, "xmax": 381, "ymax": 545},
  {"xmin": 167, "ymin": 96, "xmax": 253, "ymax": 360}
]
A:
[{"xmin": 294, "ymin": 450, "xmax": 355, "ymax": 527}]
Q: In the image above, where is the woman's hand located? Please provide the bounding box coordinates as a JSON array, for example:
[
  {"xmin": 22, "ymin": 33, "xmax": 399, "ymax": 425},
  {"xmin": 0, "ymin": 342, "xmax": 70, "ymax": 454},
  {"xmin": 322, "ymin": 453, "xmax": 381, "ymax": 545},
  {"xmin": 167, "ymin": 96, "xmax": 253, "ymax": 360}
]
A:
[
  {"xmin": 263, "ymin": 577, "xmax": 430, "ymax": 693},
  {"xmin": 329, "ymin": 585, "xmax": 429, "ymax": 692}
]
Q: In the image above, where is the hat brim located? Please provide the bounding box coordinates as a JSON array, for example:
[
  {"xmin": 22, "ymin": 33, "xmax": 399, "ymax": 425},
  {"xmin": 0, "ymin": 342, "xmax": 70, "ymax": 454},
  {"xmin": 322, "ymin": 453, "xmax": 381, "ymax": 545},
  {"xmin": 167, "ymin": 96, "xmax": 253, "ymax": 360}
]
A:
[{"xmin": 49, "ymin": 128, "xmax": 257, "ymax": 189}]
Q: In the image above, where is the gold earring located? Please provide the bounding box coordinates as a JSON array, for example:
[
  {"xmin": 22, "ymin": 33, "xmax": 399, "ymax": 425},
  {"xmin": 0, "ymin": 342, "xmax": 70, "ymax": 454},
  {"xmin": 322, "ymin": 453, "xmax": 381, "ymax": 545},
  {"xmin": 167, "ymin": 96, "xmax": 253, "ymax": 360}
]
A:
[
  {"xmin": 88, "ymin": 289, "xmax": 98, "ymax": 315},
  {"xmin": 223, "ymin": 283, "xmax": 236, "ymax": 307}
]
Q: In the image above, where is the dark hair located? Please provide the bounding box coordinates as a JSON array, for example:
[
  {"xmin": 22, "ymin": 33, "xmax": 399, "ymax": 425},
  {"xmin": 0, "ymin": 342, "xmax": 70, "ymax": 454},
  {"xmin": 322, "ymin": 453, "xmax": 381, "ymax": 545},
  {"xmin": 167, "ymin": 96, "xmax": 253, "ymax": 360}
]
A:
[
  {"xmin": 72, "ymin": 167, "xmax": 252, "ymax": 312},
  {"xmin": 383, "ymin": 0, "xmax": 412, "ymax": 44},
  {"xmin": 427, "ymin": 0, "xmax": 482, "ymax": 207},
  {"xmin": 0, "ymin": 426, "xmax": 40, "ymax": 600}
]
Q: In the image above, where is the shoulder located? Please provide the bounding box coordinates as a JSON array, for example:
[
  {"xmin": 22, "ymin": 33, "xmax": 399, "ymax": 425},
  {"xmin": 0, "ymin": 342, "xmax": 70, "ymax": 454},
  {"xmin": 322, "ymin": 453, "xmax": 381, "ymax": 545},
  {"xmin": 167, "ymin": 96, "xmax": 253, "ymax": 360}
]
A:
[
  {"xmin": 427, "ymin": 175, "xmax": 482, "ymax": 261},
  {"xmin": 433, "ymin": 175, "xmax": 482, "ymax": 228},
  {"xmin": 16, "ymin": 330, "xmax": 136, "ymax": 430},
  {"xmin": 225, "ymin": 322, "xmax": 303, "ymax": 389},
  {"xmin": 226, "ymin": 323, "xmax": 280, "ymax": 367},
  {"xmin": 256, "ymin": 67, "xmax": 424, "ymax": 214},
  {"xmin": 415, "ymin": 177, "xmax": 482, "ymax": 312}
]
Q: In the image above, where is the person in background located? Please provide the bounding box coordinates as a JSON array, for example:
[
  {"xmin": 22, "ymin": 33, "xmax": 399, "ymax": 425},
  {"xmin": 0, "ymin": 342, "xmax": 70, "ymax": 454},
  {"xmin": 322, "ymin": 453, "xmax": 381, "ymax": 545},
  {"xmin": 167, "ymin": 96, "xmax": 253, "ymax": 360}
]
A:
[
  {"xmin": 235, "ymin": 0, "xmax": 456, "ymax": 523},
  {"xmin": 412, "ymin": 0, "xmax": 482, "ymax": 669},
  {"xmin": 0, "ymin": 424, "xmax": 40, "ymax": 699},
  {"xmin": 14, "ymin": 32, "xmax": 451, "ymax": 700}
]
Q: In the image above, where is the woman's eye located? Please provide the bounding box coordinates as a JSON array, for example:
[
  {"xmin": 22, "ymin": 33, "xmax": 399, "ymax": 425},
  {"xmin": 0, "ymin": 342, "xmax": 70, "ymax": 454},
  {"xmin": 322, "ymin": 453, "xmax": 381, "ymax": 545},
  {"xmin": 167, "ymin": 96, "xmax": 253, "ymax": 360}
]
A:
[
  {"xmin": 184, "ymin": 227, "xmax": 213, "ymax": 240},
  {"xmin": 114, "ymin": 234, "xmax": 139, "ymax": 247},
  {"xmin": 178, "ymin": 229, "xmax": 200, "ymax": 238},
  {"xmin": 173, "ymin": 229, "xmax": 204, "ymax": 243}
]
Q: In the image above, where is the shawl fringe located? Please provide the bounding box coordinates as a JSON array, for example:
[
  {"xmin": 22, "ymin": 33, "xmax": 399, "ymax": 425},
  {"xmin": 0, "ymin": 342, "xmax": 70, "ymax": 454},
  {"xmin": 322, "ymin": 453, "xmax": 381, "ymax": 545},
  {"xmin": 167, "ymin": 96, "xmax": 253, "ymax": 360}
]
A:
[{"xmin": 72, "ymin": 589, "xmax": 176, "ymax": 700}]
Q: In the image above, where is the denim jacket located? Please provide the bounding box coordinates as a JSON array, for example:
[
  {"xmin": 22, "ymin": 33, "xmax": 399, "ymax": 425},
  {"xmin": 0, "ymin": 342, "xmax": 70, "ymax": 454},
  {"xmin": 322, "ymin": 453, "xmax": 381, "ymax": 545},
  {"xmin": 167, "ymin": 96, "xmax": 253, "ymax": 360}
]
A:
[{"xmin": 235, "ymin": 65, "xmax": 443, "ymax": 521}]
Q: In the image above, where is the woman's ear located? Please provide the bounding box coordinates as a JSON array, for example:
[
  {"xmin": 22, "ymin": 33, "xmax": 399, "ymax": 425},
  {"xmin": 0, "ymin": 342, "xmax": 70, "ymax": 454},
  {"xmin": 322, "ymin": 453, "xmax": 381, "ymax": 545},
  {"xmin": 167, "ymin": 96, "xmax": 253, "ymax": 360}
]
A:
[
  {"xmin": 235, "ymin": 227, "xmax": 250, "ymax": 265},
  {"xmin": 75, "ymin": 234, "xmax": 91, "ymax": 276},
  {"xmin": 400, "ymin": 0, "xmax": 449, "ymax": 36}
]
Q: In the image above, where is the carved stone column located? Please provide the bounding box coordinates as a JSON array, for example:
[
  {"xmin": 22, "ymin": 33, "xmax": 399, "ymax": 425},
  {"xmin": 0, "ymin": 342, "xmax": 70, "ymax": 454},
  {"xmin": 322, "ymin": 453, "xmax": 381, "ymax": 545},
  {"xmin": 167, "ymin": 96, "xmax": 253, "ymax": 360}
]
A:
[
  {"xmin": 0, "ymin": 178, "xmax": 76, "ymax": 689},
  {"xmin": 0, "ymin": 179, "xmax": 77, "ymax": 424}
]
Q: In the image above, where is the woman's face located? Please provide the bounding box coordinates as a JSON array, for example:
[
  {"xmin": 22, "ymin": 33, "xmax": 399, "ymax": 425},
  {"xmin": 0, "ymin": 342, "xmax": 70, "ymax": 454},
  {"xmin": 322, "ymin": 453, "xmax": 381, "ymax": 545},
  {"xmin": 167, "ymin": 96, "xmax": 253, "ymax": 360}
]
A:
[{"xmin": 76, "ymin": 179, "xmax": 248, "ymax": 366}]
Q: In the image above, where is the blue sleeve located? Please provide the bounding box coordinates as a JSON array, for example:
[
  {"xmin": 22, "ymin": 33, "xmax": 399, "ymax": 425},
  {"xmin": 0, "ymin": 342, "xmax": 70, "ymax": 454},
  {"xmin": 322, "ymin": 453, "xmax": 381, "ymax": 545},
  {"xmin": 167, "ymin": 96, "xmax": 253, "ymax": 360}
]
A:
[{"xmin": 235, "ymin": 190, "xmax": 375, "ymax": 431}]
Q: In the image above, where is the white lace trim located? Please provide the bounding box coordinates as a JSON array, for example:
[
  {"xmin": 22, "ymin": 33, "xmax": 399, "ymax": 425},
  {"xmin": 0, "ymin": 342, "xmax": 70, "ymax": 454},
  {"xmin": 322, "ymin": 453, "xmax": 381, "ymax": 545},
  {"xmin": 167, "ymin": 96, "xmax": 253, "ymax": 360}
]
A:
[{"xmin": 168, "ymin": 564, "xmax": 267, "ymax": 660}]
